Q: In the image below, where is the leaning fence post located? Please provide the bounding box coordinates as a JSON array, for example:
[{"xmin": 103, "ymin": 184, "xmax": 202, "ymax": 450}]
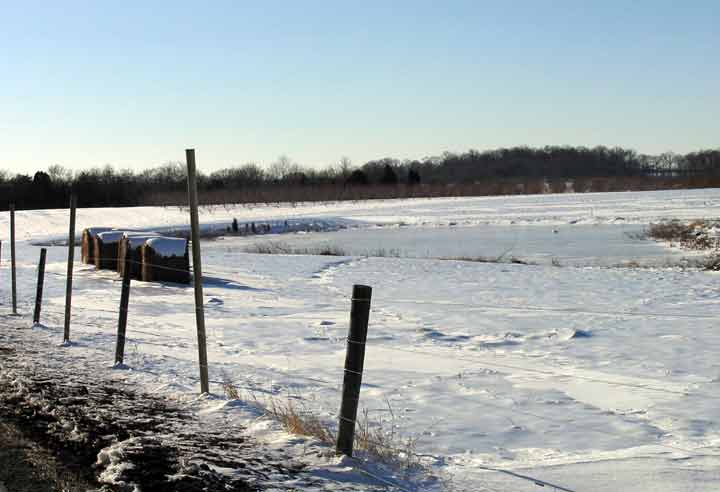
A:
[
  {"xmin": 63, "ymin": 195, "xmax": 77, "ymax": 343},
  {"xmin": 336, "ymin": 284, "xmax": 372, "ymax": 457},
  {"xmin": 114, "ymin": 248, "xmax": 131, "ymax": 365},
  {"xmin": 10, "ymin": 204, "xmax": 17, "ymax": 314},
  {"xmin": 186, "ymin": 149, "xmax": 210, "ymax": 394},
  {"xmin": 33, "ymin": 248, "xmax": 47, "ymax": 325}
]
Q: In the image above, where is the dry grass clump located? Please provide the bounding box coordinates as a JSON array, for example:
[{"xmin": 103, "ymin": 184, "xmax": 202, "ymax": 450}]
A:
[
  {"xmin": 648, "ymin": 219, "xmax": 719, "ymax": 251},
  {"xmin": 648, "ymin": 220, "xmax": 700, "ymax": 243},
  {"xmin": 221, "ymin": 372, "xmax": 240, "ymax": 400},
  {"xmin": 244, "ymin": 242, "xmax": 346, "ymax": 256},
  {"xmin": 268, "ymin": 399, "xmax": 422, "ymax": 470},
  {"xmin": 227, "ymin": 385, "xmax": 425, "ymax": 471},
  {"xmin": 354, "ymin": 407, "xmax": 421, "ymax": 470},
  {"xmin": 267, "ymin": 398, "xmax": 336, "ymax": 446},
  {"xmin": 245, "ymin": 242, "xmax": 401, "ymax": 258},
  {"xmin": 246, "ymin": 240, "xmax": 545, "ymax": 266}
]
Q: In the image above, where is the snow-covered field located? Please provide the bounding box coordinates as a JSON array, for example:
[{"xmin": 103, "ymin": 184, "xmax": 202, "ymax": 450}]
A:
[{"xmin": 1, "ymin": 188, "xmax": 720, "ymax": 491}]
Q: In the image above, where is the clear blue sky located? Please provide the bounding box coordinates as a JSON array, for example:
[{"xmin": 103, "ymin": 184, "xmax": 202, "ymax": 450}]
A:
[{"xmin": 2, "ymin": 1, "xmax": 718, "ymax": 174}]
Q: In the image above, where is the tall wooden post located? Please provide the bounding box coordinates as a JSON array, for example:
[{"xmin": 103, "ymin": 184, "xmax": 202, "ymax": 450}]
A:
[
  {"xmin": 336, "ymin": 284, "xmax": 372, "ymax": 457},
  {"xmin": 186, "ymin": 149, "xmax": 210, "ymax": 394},
  {"xmin": 10, "ymin": 204, "xmax": 17, "ymax": 314},
  {"xmin": 33, "ymin": 248, "xmax": 47, "ymax": 324},
  {"xmin": 63, "ymin": 195, "xmax": 77, "ymax": 343},
  {"xmin": 114, "ymin": 248, "xmax": 132, "ymax": 365}
]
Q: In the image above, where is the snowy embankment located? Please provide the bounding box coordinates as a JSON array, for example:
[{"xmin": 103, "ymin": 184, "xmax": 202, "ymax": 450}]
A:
[{"xmin": 1, "ymin": 188, "xmax": 720, "ymax": 492}]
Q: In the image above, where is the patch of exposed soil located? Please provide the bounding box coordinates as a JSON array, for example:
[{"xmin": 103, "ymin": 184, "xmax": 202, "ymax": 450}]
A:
[{"xmin": 0, "ymin": 335, "xmax": 338, "ymax": 492}]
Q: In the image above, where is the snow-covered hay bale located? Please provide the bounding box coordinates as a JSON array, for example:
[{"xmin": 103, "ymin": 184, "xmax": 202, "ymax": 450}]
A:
[
  {"xmin": 141, "ymin": 238, "xmax": 190, "ymax": 284},
  {"xmin": 81, "ymin": 227, "xmax": 113, "ymax": 264},
  {"xmin": 94, "ymin": 231, "xmax": 127, "ymax": 270},
  {"xmin": 117, "ymin": 233, "xmax": 161, "ymax": 279}
]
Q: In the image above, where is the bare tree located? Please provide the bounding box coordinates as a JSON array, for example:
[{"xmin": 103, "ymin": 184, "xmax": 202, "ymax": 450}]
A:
[
  {"xmin": 47, "ymin": 164, "xmax": 73, "ymax": 184},
  {"xmin": 268, "ymin": 155, "xmax": 300, "ymax": 181},
  {"xmin": 337, "ymin": 156, "xmax": 353, "ymax": 180}
]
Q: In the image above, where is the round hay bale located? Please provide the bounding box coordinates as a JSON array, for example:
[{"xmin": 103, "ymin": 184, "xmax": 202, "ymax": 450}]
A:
[
  {"xmin": 117, "ymin": 233, "xmax": 162, "ymax": 279},
  {"xmin": 141, "ymin": 238, "xmax": 190, "ymax": 284},
  {"xmin": 94, "ymin": 231, "xmax": 127, "ymax": 270},
  {"xmin": 81, "ymin": 227, "xmax": 113, "ymax": 264}
]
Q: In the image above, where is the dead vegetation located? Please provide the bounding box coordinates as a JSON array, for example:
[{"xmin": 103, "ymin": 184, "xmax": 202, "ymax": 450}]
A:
[
  {"xmin": 703, "ymin": 254, "xmax": 720, "ymax": 271},
  {"xmin": 222, "ymin": 376, "xmax": 427, "ymax": 473},
  {"xmin": 646, "ymin": 220, "xmax": 720, "ymax": 271},
  {"xmin": 244, "ymin": 241, "xmax": 538, "ymax": 266},
  {"xmin": 244, "ymin": 242, "xmax": 348, "ymax": 256},
  {"xmin": 267, "ymin": 398, "xmax": 337, "ymax": 447},
  {"xmin": 0, "ymin": 338, "xmax": 356, "ymax": 492},
  {"xmin": 244, "ymin": 242, "xmax": 401, "ymax": 258},
  {"xmin": 266, "ymin": 397, "xmax": 424, "ymax": 471},
  {"xmin": 647, "ymin": 220, "xmax": 720, "ymax": 251}
]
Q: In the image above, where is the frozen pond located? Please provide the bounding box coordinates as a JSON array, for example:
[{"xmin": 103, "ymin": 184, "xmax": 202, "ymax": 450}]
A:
[{"xmin": 235, "ymin": 224, "xmax": 687, "ymax": 267}]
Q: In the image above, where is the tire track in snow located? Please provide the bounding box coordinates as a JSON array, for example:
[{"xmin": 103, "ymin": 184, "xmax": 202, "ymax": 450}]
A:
[{"xmin": 309, "ymin": 257, "xmax": 365, "ymax": 286}]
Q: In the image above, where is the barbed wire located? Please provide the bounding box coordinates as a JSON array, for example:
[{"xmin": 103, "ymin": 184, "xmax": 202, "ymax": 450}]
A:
[
  {"xmin": 3, "ymin": 237, "xmax": 720, "ymax": 492},
  {"xmin": 373, "ymin": 298, "xmax": 720, "ymax": 321},
  {"xmin": 8, "ymin": 261, "xmax": 720, "ymax": 400},
  {"xmin": 42, "ymin": 255, "xmax": 240, "ymax": 280},
  {"xmin": 333, "ymin": 390, "xmax": 718, "ymax": 492},
  {"xmin": 8, "ymin": 294, "xmax": 717, "ymax": 492},
  {"xmin": 6, "ymin": 274, "xmax": 720, "ymax": 401},
  {"xmin": 361, "ymin": 342, "xmax": 714, "ymax": 398},
  {"xmin": 20, "ymin": 299, "xmax": 719, "ymax": 472}
]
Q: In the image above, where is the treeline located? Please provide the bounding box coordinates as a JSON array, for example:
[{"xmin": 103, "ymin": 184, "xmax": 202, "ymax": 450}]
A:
[{"xmin": 2, "ymin": 146, "xmax": 720, "ymax": 210}]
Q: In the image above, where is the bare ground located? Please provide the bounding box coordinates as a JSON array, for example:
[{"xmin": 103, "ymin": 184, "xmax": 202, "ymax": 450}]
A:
[{"xmin": 0, "ymin": 325, "xmax": 356, "ymax": 492}]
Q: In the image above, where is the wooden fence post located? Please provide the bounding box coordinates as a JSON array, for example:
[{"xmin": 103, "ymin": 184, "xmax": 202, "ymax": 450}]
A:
[
  {"xmin": 186, "ymin": 149, "xmax": 210, "ymax": 394},
  {"xmin": 63, "ymin": 195, "xmax": 77, "ymax": 343},
  {"xmin": 10, "ymin": 204, "xmax": 17, "ymax": 314},
  {"xmin": 33, "ymin": 248, "xmax": 47, "ymax": 325},
  {"xmin": 114, "ymin": 248, "xmax": 131, "ymax": 365},
  {"xmin": 336, "ymin": 284, "xmax": 372, "ymax": 457}
]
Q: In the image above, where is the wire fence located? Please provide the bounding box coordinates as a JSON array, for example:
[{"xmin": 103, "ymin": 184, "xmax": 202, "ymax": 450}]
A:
[{"xmin": 2, "ymin": 241, "xmax": 720, "ymax": 492}]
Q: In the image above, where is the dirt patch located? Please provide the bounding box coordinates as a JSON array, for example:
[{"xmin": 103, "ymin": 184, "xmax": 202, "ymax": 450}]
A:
[
  {"xmin": 0, "ymin": 422, "xmax": 84, "ymax": 492},
  {"xmin": 0, "ymin": 338, "xmax": 337, "ymax": 492}
]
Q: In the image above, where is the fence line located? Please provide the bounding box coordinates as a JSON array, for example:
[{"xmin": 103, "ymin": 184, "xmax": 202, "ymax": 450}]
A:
[
  {"xmin": 3, "ymin": 237, "xmax": 719, "ymax": 492},
  {"xmin": 48, "ymin": 261, "xmax": 720, "ymax": 325},
  {"xmin": 34, "ymin": 258, "xmax": 720, "ymax": 320},
  {"xmin": 376, "ymin": 297, "xmax": 720, "ymax": 320},
  {"xmin": 359, "ymin": 342, "xmax": 714, "ymax": 399},
  {"xmin": 308, "ymin": 334, "xmax": 719, "ymax": 402},
  {"xmin": 90, "ymin": 255, "xmax": 229, "ymax": 277},
  {"xmin": 414, "ymin": 380, "xmax": 720, "ymax": 459},
  {"xmin": 330, "ymin": 369, "xmax": 720, "ymax": 469},
  {"xmin": 61, "ymin": 255, "xmax": 244, "ymax": 281},
  {"xmin": 36, "ymin": 301, "xmax": 343, "ymax": 392},
  {"xmin": 15, "ymin": 262, "xmax": 720, "ymax": 400},
  {"xmin": 19, "ymin": 302, "xmax": 720, "ymax": 463},
  {"xmin": 15, "ymin": 260, "xmax": 720, "ymax": 401}
]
